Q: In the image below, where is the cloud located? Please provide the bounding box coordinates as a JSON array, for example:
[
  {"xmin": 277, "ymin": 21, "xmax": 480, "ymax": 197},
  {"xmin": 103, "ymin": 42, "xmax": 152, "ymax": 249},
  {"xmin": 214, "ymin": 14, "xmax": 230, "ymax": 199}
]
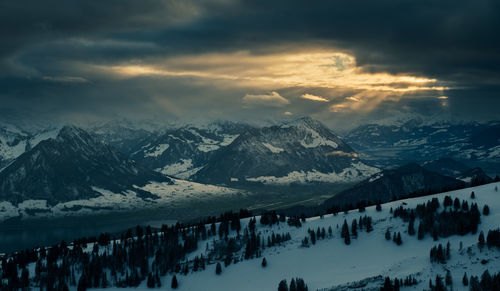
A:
[
  {"xmin": 301, "ymin": 93, "xmax": 329, "ymax": 102},
  {"xmin": 242, "ymin": 92, "xmax": 290, "ymax": 107},
  {"xmin": 42, "ymin": 76, "xmax": 88, "ymax": 83},
  {"xmin": 329, "ymin": 104, "xmax": 346, "ymax": 112},
  {"xmin": 92, "ymin": 50, "xmax": 449, "ymax": 95},
  {"xmin": 0, "ymin": 0, "xmax": 499, "ymax": 130},
  {"xmin": 437, "ymin": 96, "xmax": 448, "ymax": 99}
]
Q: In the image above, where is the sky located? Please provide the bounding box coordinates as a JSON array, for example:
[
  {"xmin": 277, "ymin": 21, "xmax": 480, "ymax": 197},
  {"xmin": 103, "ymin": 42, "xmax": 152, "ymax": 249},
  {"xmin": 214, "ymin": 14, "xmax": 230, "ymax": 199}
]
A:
[{"xmin": 1, "ymin": 0, "xmax": 499, "ymax": 130}]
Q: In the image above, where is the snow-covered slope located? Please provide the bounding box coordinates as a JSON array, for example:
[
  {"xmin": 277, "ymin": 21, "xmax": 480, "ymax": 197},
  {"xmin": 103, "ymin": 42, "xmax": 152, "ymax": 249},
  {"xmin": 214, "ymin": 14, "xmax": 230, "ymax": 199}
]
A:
[
  {"xmin": 0, "ymin": 178, "xmax": 243, "ymax": 221},
  {"xmin": 129, "ymin": 121, "xmax": 252, "ymax": 179},
  {"xmin": 4, "ymin": 180, "xmax": 499, "ymax": 291},
  {"xmin": 17, "ymin": 182, "xmax": 497, "ymax": 291},
  {"xmin": 0, "ymin": 123, "xmax": 61, "ymax": 171},
  {"xmin": 137, "ymin": 183, "xmax": 500, "ymax": 290}
]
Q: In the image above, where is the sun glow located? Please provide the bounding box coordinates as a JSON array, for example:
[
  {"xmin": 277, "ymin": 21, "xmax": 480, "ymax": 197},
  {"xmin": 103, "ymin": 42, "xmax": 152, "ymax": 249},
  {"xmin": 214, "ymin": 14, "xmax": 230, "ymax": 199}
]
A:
[{"xmin": 93, "ymin": 49, "xmax": 451, "ymax": 112}]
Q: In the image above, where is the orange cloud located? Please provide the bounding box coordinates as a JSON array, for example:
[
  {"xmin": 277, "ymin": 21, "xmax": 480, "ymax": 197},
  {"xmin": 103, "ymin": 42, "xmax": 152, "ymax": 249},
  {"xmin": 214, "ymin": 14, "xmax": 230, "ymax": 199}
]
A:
[
  {"xmin": 90, "ymin": 49, "xmax": 451, "ymax": 113},
  {"xmin": 242, "ymin": 92, "xmax": 290, "ymax": 107},
  {"xmin": 301, "ymin": 93, "xmax": 329, "ymax": 102}
]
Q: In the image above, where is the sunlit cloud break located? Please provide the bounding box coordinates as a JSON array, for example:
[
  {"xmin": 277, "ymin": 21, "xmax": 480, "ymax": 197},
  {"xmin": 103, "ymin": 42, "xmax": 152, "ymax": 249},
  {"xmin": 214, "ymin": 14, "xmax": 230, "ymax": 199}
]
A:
[
  {"xmin": 301, "ymin": 94, "xmax": 329, "ymax": 102},
  {"xmin": 242, "ymin": 92, "xmax": 290, "ymax": 107},
  {"xmin": 89, "ymin": 49, "xmax": 451, "ymax": 114},
  {"xmin": 93, "ymin": 50, "xmax": 449, "ymax": 93}
]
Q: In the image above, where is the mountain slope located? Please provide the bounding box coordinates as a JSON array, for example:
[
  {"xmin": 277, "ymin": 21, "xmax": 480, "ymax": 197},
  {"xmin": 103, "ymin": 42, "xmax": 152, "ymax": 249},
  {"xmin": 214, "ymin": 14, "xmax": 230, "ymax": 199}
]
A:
[
  {"xmin": 193, "ymin": 117, "xmax": 379, "ymax": 185},
  {"xmin": 345, "ymin": 119, "xmax": 500, "ymax": 174},
  {"xmin": 458, "ymin": 167, "xmax": 493, "ymax": 185},
  {"xmin": 0, "ymin": 123, "xmax": 60, "ymax": 171},
  {"xmin": 0, "ymin": 126, "xmax": 169, "ymax": 205},
  {"xmin": 129, "ymin": 121, "xmax": 251, "ymax": 179},
  {"xmin": 5, "ymin": 182, "xmax": 499, "ymax": 290},
  {"xmin": 421, "ymin": 157, "xmax": 471, "ymax": 177},
  {"xmin": 324, "ymin": 163, "xmax": 466, "ymax": 207},
  {"xmin": 91, "ymin": 122, "xmax": 153, "ymax": 155}
]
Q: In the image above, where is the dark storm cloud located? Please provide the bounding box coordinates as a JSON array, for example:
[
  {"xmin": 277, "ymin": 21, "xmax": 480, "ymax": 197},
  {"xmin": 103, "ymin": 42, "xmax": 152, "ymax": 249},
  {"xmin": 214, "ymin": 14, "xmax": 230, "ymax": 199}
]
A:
[{"xmin": 0, "ymin": 0, "xmax": 499, "ymax": 127}]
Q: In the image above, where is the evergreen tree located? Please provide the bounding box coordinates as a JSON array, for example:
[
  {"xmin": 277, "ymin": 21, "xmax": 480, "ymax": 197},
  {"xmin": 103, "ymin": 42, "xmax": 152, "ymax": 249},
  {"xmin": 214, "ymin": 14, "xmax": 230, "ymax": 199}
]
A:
[
  {"xmin": 295, "ymin": 278, "xmax": 308, "ymax": 291},
  {"xmin": 365, "ymin": 216, "xmax": 373, "ymax": 232},
  {"xmin": 417, "ymin": 223, "xmax": 424, "ymax": 240},
  {"xmin": 385, "ymin": 229, "xmax": 391, "ymax": 240},
  {"xmin": 381, "ymin": 277, "xmax": 393, "ymax": 291},
  {"xmin": 432, "ymin": 228, "xmax": 439, "ymax": 241},
  {"xmin": 443, "ymin": 196, "xmax": 452, "ymax": 207},
  {"xmin": 395, "ymin": 232, "xmax": 402, "ymax": 245},
  {"xmin": 351, "ymin": 219, "xmax": 358, "ymax": 238},
  {"xmin": 434, "ymin": 274, "xmax": 445, "ymax": 291},
  {"xmin": 408, "ymin": 218, "xmax": 415, "ymax": 236},
  {"xmin": 310, "ymin": 230, "xmax": 316, "ymax": 245},
  {"xmin": 478, "ymin": 231, "xmax": 485, "ymax": 247},
  {"xmin": 376, "ymin": 203, "xmax": 382, "ymax": 211},
  {"xmin": 469, "ymin": 276, "xmax": 481, "ymax": 291},
  {"xmin": 216, "ymin": 262, "xmax": 222, "ymax": 275},
  {"xmin": 278, "ymin": 279, "xmax": 288, "ymax": 291},
  {"xmin": 290, "ymin": 278, "xmax": 297, "ymax": 291},
  {"xmin": 77, "ymin": 274, "xmax": 87, "ymax": 291},
  {"xmin": 481, "ymin": 270, "xmax": 492, "ymax": 290},
  {"xmin": 147, "ymin": 273, "xmax": 155, "ymax": 288},
  {"xmin": 101, "ymin": 272, "xmax": 108, "ymax": 288},
  {"xmin": 155, "ymin": 272, "xmax": 161, "ymax": 287},
  {"xmin": 483, "ymin": 205, "xmax": 490, "ymax": 215},
  {"xmin": 171, "ymin": 275, "xmax": 178, "ymax": 289},
  {"xmin": 341, "ymin": 220, "xmax": 350, "ymax": 245},
  {"xmin": 445, "ymin": 270, "xmax": 452, "ymax": 286},
  {"xmin": 463, "ymin": 272, "xmax": 468, "ymax": 286},
  {"xmin": 262, "ymin": 257, "xmax": 267, "ymax": 267},
  {"xmin": 20, "ymin": 268, "xmax": 29, "ymax": 288},
  {"xmin": 394, "ymin": 277, "xmax": 400, "ymax": 291},
  {"xmin": 471, "ymin": 191, "xmax": 475, "ymax": 199}
]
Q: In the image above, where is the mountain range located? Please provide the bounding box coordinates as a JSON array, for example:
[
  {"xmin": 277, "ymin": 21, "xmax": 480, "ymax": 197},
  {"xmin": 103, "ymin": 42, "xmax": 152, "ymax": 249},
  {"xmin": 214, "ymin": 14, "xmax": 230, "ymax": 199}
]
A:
[
  {"xmin": 0, "ymin": 117, "xmax": 497, "ymax": 221},
  {"xmin": 345, "ymin": 119, "xmax": 500, "ymax": 174},
  {"xmin": 192, "ymin": 117, "xmax": 379, "ymax": 185}
]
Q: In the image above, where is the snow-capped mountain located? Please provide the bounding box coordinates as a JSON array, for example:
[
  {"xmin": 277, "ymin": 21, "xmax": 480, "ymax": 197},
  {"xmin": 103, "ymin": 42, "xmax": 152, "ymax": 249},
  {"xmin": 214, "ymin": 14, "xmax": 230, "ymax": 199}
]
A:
[
  {"xmin": 128, "ymin": 121, "xmax": 252, "ymax": 179},
  {"xmin": 0, "ymin": 126, "xmax": 170, "ymax": 205},
  {"xmin": 0, "ymin": 123, "xmax": 61, "ymax": 171},
  {"xmin": 192, "ymin": 117, "xmax": 379, "ymax": 185},
  {"xmin": 345, "ymin": 120, "xmax": 500, "ymax": 174},
  {"xmin": 90, "ymin": 122, "xmax": 153, "ymax": 155},
  {"xmin": 323, "ymin": 163, "xmax": 466, "ymax": 208}
]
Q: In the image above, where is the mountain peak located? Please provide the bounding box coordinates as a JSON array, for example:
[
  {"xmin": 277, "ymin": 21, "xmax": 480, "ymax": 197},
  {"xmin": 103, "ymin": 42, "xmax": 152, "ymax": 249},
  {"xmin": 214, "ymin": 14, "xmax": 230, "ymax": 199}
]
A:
[
  {"xmin": 283, "ymin": 116, "xmax": 324, "ymax": 129},
  {"xmin": 56, "ymin": 125, "xmax": 98, "ymax": 147}
]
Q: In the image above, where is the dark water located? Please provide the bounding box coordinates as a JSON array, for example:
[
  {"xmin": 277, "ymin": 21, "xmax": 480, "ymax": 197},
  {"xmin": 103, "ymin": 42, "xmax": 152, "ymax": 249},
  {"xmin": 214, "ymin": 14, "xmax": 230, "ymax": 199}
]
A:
[
  {"xmin": 0, "ymin": 207, "xmax": 188, "ymax": 254},
  {"xmin": 0, "ymin": 194, "xmax": 257, "ymax": 254},
  {"xmin": 0, "ymin": 188, "xmax": 344, "ymax": 254}
]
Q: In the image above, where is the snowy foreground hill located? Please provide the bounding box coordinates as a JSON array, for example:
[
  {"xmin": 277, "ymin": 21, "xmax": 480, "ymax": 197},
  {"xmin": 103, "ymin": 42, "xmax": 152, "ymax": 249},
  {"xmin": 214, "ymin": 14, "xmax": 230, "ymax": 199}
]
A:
[{"xmin": 3, "ymin": 182, "xmax": 499, "ymax": 290}]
